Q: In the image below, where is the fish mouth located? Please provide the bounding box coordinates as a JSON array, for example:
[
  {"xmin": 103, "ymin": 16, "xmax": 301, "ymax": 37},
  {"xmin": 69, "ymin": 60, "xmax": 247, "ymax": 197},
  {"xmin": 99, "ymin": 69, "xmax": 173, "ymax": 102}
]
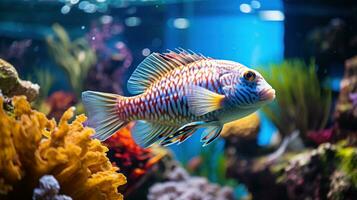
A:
[{"xmin": 259, "ymin": 88, "xmax": 276, "ymax": 101}]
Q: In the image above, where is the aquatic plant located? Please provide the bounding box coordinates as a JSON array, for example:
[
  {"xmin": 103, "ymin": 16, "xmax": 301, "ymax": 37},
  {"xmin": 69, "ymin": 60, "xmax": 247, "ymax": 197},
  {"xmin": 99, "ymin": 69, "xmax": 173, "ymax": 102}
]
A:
[
  {"xmin": 280, "ymin": 143, "xmax": 357, "ymax": 200},
  {"xmin": 104, "ymin": 123, "xmax": 168, "ymax": 196},
  {"xmin": 259, "ymin": 59, "xmax": 332, "ymax": 142},
  {"xmin": 0, "ymin": 59, "xmax": 39, "ymax": 101},
  {"xmin": 32, "ymin": 175, "xmax": 72, "ymax": 200},
  {"xmin": 0, "ymin": 96, "xmax": 126, "ymax": 200},
  {"xmin": 46, "ymin": 24, "xmax": 96, "ymax": 96},
  {"xmin": 148, "ymin": 165, "xmax": 236, "ymax": 200}
]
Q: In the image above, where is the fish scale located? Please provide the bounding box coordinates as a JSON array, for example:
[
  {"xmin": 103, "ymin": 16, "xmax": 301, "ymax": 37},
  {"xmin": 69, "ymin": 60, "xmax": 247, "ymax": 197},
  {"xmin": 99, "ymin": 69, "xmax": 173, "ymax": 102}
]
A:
[{"xmin": 116, "ymin": 60, "xmax": 221, "ymax": 125}]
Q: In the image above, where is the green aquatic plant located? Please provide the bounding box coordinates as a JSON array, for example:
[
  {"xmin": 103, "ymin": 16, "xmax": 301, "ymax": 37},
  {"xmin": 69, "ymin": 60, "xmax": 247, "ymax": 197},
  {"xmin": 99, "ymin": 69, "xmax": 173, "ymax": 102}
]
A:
[
  {"xmin": 258, "ymin": 59, "xmax": 332, "ymax": 141},
  {"xmin": 46, "ymin": 24, "xmax": 96, "ymax": 96}
]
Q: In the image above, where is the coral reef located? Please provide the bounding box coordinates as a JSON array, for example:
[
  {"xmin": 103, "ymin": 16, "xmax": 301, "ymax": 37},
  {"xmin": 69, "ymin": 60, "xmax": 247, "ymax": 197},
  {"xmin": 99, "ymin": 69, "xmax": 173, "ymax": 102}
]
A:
[
  {"xmin": 148, "ymin": 165, "xmax": 236, "ymax": 200},
  {"xmin": 46, "ymin": 24, "xmax": 96, "ymax": 96},
  {"xmin": 259, "ymin": 60, "xmax": 332, "ymax": 143},
  {"xmin": 334, "ymin": 55, "xmax": 357, "ymax": 144},
  {"xmin": 0, "ymin": 96, "xmax": 126, "ymax": 200},
  {"xmin": 280, "ymin": 143, "xmax": 357, "ymax": 200},
  {"xmin": 85, "ymin": 21, "xmax": 132, "ymax": 94},
  {"xmin": 32, "ymin": 175, "xmax": 72, "ymax": 200},
  {"xmin": 0, "ymin": 59, "xmax": 39, "ymax": 101},
  {"xmin": 104, "ymin": 123, "xmax": 168, "ymax": 196}
]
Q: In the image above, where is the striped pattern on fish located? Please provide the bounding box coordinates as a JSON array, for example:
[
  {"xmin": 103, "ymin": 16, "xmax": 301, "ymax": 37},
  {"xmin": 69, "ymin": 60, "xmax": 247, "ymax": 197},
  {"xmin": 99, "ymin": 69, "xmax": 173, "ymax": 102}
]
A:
[{"xmin": 82, "ymin": 49, "xmax": 276, "ymax": 147}]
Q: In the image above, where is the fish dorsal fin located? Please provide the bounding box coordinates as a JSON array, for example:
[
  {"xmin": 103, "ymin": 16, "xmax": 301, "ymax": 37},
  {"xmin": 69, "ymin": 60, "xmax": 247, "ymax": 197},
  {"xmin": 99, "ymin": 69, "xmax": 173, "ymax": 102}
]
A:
[{"xmin": 127, "ymin": 49, "xmax": 208, "ymax": 95}]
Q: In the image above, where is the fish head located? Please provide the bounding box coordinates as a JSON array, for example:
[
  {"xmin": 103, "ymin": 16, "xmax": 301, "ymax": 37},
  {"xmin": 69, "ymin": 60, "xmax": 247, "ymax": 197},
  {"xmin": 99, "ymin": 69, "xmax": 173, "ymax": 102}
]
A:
[{"xmin": 220, "ymin": 64, "xmax": 275, "ymax": 108}]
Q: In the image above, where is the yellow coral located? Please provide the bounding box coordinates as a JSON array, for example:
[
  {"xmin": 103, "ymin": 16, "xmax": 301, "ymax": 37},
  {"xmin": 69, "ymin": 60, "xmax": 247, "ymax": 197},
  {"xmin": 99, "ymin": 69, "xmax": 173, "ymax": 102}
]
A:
[
  {"xmin": 220, "ymin": 112, "xmax": 260, "ymax": 139},
  {"xmin": 0, "ymin": 96, "xmax": 126, "ymax": 200}
]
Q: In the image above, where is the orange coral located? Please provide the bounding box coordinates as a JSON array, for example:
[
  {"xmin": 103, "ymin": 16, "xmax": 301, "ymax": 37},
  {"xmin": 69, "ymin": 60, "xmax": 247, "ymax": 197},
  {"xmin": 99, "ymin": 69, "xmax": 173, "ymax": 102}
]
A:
[
  {"xmin": 0, "ymin": 96, "xmax": 126, "ymax": 200},
  {"xmin": 105, "ymin": 124, "xmax": 167, "ymax": 196}
]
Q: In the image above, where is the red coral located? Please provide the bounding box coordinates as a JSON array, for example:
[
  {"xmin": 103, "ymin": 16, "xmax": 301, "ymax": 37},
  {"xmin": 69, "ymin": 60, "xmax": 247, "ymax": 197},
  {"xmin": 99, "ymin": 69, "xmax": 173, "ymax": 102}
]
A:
[{"xmin": 104, "ymin": 123, "xmax": 162, "ymax": 195}]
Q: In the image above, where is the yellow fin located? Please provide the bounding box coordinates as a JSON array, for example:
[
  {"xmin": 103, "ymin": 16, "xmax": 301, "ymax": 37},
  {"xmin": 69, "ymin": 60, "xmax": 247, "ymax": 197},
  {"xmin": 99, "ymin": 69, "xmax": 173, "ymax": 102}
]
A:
[{"xmin": 185, "ymin": 85, "xmax": 225, "ymax": 116}]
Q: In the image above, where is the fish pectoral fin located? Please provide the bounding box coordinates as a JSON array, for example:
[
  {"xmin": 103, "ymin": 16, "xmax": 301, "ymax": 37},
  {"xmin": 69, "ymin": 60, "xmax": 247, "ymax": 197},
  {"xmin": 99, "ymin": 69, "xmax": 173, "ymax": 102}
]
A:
[
  {"xmin": 185, "ymin": 85, "xmax": 225, "ymax": 116},
  {"xmin": 200, "ymin": 122, "xmax": 223, "ymax": 146},
  {"xmin": 131, "ymin": 120, "xmax": 177, "ymax": 148}
]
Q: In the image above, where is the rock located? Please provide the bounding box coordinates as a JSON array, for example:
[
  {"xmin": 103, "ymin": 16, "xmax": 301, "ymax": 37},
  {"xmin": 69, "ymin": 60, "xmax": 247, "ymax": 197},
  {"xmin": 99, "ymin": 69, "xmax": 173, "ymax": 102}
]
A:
[{"xmin": 0, "ymin": 59, "xmax": 39, "ymax": 101}]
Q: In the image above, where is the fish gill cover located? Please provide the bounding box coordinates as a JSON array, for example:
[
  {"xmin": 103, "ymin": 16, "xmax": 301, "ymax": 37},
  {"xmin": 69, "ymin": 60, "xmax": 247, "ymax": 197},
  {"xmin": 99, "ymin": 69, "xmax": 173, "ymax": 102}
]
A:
[{"xmin": 0, "ymin": 96, "xmax": 126, "ymax": 200}]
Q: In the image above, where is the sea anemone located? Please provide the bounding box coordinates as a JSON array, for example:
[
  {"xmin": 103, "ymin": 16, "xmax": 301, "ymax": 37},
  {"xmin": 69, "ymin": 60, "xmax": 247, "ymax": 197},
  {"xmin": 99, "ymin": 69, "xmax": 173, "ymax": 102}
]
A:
[{"xmin": 0, "ymin": 96, "xmax": 126, "ymax": 200}]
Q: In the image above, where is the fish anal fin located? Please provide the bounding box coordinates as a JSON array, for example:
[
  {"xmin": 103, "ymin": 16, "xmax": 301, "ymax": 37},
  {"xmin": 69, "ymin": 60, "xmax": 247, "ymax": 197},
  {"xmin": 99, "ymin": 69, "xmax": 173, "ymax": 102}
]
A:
[{"xmin": 131, "ymin": 121, "xmax": 177, "ymax": 148}]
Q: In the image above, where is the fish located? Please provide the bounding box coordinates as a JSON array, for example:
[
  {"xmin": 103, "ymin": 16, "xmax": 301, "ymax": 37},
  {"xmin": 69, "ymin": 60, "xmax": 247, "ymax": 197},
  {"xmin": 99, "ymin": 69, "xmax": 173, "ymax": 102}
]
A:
[{"xmin": 82, "ymin": 49, "xmax": 275, "ymax": 147}]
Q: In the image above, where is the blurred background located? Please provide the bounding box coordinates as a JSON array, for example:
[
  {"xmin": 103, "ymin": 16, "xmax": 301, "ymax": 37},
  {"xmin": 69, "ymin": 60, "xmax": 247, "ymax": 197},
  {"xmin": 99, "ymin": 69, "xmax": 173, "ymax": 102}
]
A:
[{"xmin": 0, "ymin": 0, "xmax": 356, "ymax": 200}]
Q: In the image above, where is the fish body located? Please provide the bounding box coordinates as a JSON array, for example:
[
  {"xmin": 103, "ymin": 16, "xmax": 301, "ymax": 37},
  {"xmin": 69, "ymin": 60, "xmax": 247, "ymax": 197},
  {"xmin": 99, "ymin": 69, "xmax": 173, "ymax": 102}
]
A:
[{"xmin": 82, "ymin": 49, "xmax": 275, "ymax": 147}]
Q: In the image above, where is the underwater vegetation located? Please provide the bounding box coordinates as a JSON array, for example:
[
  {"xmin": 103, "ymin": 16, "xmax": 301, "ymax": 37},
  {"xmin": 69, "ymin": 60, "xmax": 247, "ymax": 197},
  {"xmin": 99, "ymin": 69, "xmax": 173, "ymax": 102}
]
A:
[
  {"xmin": 259, "ymin": 59, "xmax": 332, "ymax": 143},
  {"xmin": 46, "ymin": 24, "xmax": 96, "ymax": 96},
  {"xmin": 0, "ymin": 96, "xmax": 126, "ymax": 200},
  {"xmin": 278, "ymin": 143, "xmax": 357, "ymax": 200},
  {"xmin": 148, "ymin": 164, "xmax": 236, "ymax": 200}
]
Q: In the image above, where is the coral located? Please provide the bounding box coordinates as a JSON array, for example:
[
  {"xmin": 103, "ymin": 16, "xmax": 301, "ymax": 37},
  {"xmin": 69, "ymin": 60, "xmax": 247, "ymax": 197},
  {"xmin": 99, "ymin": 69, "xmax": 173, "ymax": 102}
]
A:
[
  {"xmin": 221, "ymin": 112, "xmax": 260, "ymax": 139},
  {"xmin": 259, "ymin": 60, "xmax": 332, "ymax": 142},
  {"xmin": 0, "ymin": 59, "xmax": 39, "ymax": 101},
  {"xmin": 46, "ymin": 91, "xmax": 77, "ymax": 121},
  {"xmin": 104, "ymin": 123, "xmax": 167, "ymax": 195},
  {"xmin": 334, "ymin": 55, "xmax": 357, "ymax": 144},
  {"xmin": 32, "ymin": 175, "xmax": 72, "ymax": 200},
  {"xmin": 0, "ymin": 96, "xmax": 126, "ymax": 200},
  {"xmin": 85, "ymin": 20, "xmax": 132, "ymax": 94},
  {"xmin": 147, "ymin": 165, "xmax": 236, "ymax": 200},
  {"xmin": 280, "ymin": 143, "xmax": 357, "ymax": 200},
  {"xmin": 46, "ymin": 24, "xmax": 96, "ymax": 96}
]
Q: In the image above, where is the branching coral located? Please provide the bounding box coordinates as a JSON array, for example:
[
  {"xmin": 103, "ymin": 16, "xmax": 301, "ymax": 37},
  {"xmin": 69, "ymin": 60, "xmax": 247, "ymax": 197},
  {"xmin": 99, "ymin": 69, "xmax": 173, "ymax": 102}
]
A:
[
  {"xmin": 46, "ymin": 24, "xmax": 96, "ymax": 96},
  {"xmin": 0, "ymin": 96, "xmax": 126, "ymax": 200},
  {"xmin": 259, "ymin": 60, "xmax": 332, "ymax": 141}
]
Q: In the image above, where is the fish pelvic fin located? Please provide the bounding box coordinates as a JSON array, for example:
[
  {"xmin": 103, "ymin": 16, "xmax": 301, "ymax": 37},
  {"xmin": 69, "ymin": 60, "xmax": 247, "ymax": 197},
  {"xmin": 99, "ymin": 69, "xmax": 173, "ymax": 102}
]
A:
[
  {"xmin": 82, "ymin": 91, "xmax": 128, "ymax": 141},
  {"xmin": 127, "ymin": 48, "xmax": 208, "ymax": 95}
]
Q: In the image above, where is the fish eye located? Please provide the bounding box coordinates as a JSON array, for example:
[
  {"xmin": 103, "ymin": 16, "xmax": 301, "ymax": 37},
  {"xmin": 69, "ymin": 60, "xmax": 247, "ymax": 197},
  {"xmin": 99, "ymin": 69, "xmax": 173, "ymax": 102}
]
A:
[{"xmin": 243, "ymin": 70, "xmax": 256, "ymax": 82}]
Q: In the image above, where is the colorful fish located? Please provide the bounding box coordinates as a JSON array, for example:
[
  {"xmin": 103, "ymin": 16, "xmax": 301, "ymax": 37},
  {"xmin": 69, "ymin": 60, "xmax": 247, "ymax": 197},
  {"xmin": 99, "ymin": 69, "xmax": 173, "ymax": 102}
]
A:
[{"xmin": 82, "ymin": 49, "xmax": 275, "ymax": 147}]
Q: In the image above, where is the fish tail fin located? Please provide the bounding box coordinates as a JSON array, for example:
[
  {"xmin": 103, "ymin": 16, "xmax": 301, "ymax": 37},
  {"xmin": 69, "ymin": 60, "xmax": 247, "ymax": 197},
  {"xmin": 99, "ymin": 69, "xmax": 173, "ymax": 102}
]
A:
[{"xmin": 82, "ymin": 91, "xmax": 129, "ymax": 141}]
